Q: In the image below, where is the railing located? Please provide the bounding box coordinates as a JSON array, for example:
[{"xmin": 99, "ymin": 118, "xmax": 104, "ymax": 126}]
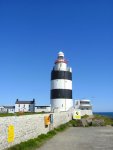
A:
[{"xmin": 79, "ymin": 104, "xmax": 92, "ymax": 107}]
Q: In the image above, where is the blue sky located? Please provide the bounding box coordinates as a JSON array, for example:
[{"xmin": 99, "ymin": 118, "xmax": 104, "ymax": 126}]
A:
[{"xmin": 0, "ymin": 0, "xmax": 113, "ymax": 112}]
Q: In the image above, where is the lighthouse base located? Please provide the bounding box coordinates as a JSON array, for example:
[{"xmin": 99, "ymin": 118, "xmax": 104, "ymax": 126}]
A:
[{"xmin": 51, "ymin": 99, "xmax": 73, "ymax": 112}]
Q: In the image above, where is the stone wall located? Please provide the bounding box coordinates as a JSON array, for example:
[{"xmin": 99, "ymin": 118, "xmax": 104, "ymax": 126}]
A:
[{"xmin": 0, "ymin": 111, "xmax": 73, "ymax": 150}]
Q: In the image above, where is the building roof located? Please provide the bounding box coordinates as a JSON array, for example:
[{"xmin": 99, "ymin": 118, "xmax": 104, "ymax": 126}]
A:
[
  {"xmin": 0, "ymin": 106, "xmax": 5, "ymax": 108},
  {"xmin": 15, "ymin": 99, "xmax": 35, "ymax": 104},
  {"xmin": 4, "ymin": 106, "xmax": 15, "ymax": 109},
  {"xmin": 75, "ymin": 99, "xmax": 91, "ymax": 102},
  {"xmin": 35, "ymin": 106, "xmax": 50, "ymax": 108}
]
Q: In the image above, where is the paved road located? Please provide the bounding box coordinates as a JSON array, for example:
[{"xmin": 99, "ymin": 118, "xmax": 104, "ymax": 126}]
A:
[{"xmin": 37, "ymin": 127, "xmax": 113, "ymax": 150}]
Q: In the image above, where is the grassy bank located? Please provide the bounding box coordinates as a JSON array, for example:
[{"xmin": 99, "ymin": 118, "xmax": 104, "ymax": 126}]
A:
[
  {"xmin": 8, "ymin": 130, "xmax": 57, "ymax": 150},
  {"xmin": 93, "ymin": 114, "xmax": 113, "ymax": 126},
  {"xmin": 0, "ymin": 113, "xmax": 15, "ymax": 117},
  {"xmin": 81, "ymin": 114, "xmax": 113, "ymax": 126}
]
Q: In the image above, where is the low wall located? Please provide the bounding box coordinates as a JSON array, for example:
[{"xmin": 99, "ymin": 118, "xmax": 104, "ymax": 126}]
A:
[
  {"xmin": 0, "ymin": 111, "xmax": 73, "ymax": 150},
  {"xmin": 80, "ymin": 110, "xmax": 93, "ymax": 116}
]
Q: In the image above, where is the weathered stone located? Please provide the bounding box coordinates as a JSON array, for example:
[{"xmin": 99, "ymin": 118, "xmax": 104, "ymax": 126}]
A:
[
  {"xmin": 81, "ymin": 119, "xmax": 88, "ymax": 127},
  {"xmin": 0, "ymin": 111, "xmax": 73, "ymax": 150},
  {"xmin": 92, "ymin": 119, "xmax": 105, "ymax": 126}
]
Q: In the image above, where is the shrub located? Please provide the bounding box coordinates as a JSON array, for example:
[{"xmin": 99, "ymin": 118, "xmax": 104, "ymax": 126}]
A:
[{"xmin": 81, "ymin": 114, "xmax": 89, "ymax": 119}]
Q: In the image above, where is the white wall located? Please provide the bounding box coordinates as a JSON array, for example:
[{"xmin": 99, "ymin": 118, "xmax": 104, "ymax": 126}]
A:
[
  {"xmin": 54, "ymin": 63, "xmax": 67, "ymax": 71},
  {"xmin": 0, "ymin": 111, "xmax": 73, "ymax": 150},
  {"xmin": 51, "ymin": 99, "xmax": 73, "ymax": 112},
  {"xmin": 0, "ymin": 107, "xmax": 7, "ymax": 113},
  {"xmin": 15, "ymin": 104, "xmax": 35, "ymax": 112},
  {"xmin": 35, "ymin": 107, "xmax": 51, "ymax": 112},
  {"xmin": 51, "ymin": 79, "xmax": 72, "ymax": 90},
  {"xmin": 80, "ymin": 110, "xmax": 93, "ymax": 116},
  {"xmin": 8, "ymin": 109, "xmax": 15, "ymax": 113}
]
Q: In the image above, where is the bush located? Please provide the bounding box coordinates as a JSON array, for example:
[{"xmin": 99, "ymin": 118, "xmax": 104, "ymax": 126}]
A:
[
  {"xmin": 81, "ymin": 114, "xmax": 89, "ymax": 119},
  {"xmin": 93, "ymin": 114, "xmax": 113, "ymax": 126},
  {"xmin": 69, "ymin": 120, "xmax": 82, "ymax": 127}
]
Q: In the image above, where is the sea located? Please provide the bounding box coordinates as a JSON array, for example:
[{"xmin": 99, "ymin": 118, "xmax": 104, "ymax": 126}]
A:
[{"xmin": 94, "ymin": 112, "xmax": 113, "ymax": 118}]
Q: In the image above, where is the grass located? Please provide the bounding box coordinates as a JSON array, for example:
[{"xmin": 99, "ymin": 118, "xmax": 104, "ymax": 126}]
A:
[
  {"xmin": 81, "ymin": 114, "xmax": 113, "ymax": 126},
  {"xmin": 7, "ymin": 132, "xmax": 56, "ymax": 150},
  {"xmin": 0, "ymin": 113, "xmax": 15, "ymax": 117},
  {"xmin": 54, "ymin": 123, "xmax": 69, "ymax": 132},
  {"xmin": 93, "ymin": 114, "xmax": 113, "ymax": 126},
  {"xmin": 0, "ymin": 112, "xmax": 48, "ymax": 117},
  {"xmin": 81, "ymin": 114, "xmax": 89, "ymax": 119},
  {"xmin": 69, "ymin": 120, "xmax": 83, "ymax": 127}
]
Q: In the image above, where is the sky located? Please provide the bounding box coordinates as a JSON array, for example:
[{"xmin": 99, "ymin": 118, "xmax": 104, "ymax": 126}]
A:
[{"xmin": 0, "ymin": 0, "xmax": 113, "ymax": 112}]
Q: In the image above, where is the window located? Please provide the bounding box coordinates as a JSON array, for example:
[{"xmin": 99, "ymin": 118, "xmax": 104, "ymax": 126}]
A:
[
  {"xmin": 37, "ymin": 106, "xmax": 46, "ymax": 109},
  {"xmin": 58, "ymin": 56, "xmax": 63, "ymax": 59},
  {"xmin": 80, "ymin": 101, "xmax": 90, "ymax": 104}
]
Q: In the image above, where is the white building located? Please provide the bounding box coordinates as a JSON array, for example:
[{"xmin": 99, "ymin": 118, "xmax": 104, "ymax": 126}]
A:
[
  {"xmin": 0, "ymin": 106, "xmax": 7, "ymax": 113},
  {"xmin": 51, "ymin": 52, "xmax": 73, "ymax": 112},
  {"xmin": 75, "ymin": 99, "xmax": 93, "ymax": 116},
  {"xmin": 15, "ymin": 99, "xmax": 35, "ymax": 112},
  {"xmin": 35, "ymin": 106, "xmax": 51, "ymax": 113},
  {"xmin": 4, "ymin": 106, "xmax": 15, "ymax": 113},
  {"xmin": 0, "ymin": 106, "xmax": 15, "ymax": 113}
]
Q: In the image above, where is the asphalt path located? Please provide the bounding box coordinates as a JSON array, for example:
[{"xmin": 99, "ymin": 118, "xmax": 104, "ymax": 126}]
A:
[{"xmin": 37, "ymin": 127, "xmax": 113, "ymax": 150}]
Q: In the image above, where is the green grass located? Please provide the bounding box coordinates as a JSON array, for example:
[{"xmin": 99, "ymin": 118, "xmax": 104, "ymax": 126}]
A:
[
  {"xmin": 68, "ymin": 120, "xmax": 82, "ymax": 127},
  {"xmin": 93, "ymin": 114, "xmax": 113, "ymax": 126},
  {"xmin": 0, "ymin": 113, "xmax": 15, "ymax": 117},
  {"xmin": 7, "ymin": 132, "xmax": 56, "ymax": 150},
  {"xmin": 54, "ymin": 123, "xmax": 68, "ymax": 132},
  {"xmin": 81, "ymin": 114, "xmax": 89, "ymax": 119},
  {"xmin": 0, "ymin": 112, "xmax": 48, "ymax": 117},
  {"xmin": 81, "ymin": 114, "xmax": 113, "ymax": 126}
]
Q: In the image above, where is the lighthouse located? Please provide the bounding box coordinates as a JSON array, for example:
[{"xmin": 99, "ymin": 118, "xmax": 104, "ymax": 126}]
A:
[{"xmin": 50, "ymin": 52, "xmax": 73, "ymax": 112}]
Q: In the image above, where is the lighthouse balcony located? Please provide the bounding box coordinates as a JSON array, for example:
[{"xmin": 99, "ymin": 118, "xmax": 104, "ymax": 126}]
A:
[
  {"xmin": 53, "ymin": 66, "xmax": 72, "ymax": 72},
  {"xmin": 79, "ymin": 104, "xmax": 92, "ymax": 107},
  {"xmin": 75, "ymin": 105, "xmax": 92, "ymax": 110},
  {"xmin": 79, "ymin": 105, "xmax": 92, "ymax": 109}
]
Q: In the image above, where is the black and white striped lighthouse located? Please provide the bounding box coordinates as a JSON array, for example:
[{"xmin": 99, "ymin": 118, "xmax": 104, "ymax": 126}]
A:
[{"xmin": 50, "ymin": 52, "xmax": 73, "ymax": 111}]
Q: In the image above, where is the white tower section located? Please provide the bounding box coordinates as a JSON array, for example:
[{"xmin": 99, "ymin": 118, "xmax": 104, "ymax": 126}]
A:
[{"xmin": 51, "ymin": 52, "xmax": 73, "ymax": 112}]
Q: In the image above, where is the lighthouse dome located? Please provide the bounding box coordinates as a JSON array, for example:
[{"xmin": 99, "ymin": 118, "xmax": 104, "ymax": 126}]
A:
[{"xmin": 58, "ymin": 51, "xmax": 64, "ymax": 57}]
